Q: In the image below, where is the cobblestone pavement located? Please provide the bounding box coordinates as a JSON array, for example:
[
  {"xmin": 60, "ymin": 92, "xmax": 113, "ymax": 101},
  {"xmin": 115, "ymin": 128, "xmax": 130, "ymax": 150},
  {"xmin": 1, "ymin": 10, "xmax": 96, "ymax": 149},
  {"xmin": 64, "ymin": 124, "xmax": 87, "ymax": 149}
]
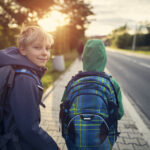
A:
[{"xmin": 40, "ymin": 59, "xmax": 150, "ymax": 150}]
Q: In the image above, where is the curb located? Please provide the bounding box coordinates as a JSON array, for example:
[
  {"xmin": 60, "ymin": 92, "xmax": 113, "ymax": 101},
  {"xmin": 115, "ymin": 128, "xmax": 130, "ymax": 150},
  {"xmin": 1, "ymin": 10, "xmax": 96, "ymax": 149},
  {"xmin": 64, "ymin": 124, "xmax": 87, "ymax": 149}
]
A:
[
  {"xmin": 107, "ymin": 47, "xmax": 150, "ymax": 59},
  {"xmin": 122, "ymin": 92, "xmax": 150, "ymax": 147},
  {"xmin": 105, "ymin": 68, "xmax": 150, "ymax": 147}
]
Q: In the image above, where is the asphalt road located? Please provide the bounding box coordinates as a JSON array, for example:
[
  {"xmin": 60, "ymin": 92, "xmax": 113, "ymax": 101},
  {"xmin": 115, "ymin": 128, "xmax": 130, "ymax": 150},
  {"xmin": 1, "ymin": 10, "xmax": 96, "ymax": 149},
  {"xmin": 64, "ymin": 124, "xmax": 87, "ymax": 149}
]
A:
[{"xmin": 106, "ymin": 49, "xmax": 150, "ymax": 121}]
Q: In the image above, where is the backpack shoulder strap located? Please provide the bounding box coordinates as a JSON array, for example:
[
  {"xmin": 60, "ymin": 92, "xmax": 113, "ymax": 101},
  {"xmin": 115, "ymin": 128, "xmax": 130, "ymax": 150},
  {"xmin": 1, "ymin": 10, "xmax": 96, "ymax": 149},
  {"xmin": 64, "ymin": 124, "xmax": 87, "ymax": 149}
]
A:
[
  {"xmin": 72, "ymin": 70, "xmax": 110, "ymax": 81},
  {"xmin": 0, "ymin": 66, "xmax": 15, "ymax": 122},
  {"xmin": 15, "ymin": 69, "xmax": 41, "ymax": 86},
  {"xmin": 15, "ymin": 68, "xmax": 45, "ymax": 108}
]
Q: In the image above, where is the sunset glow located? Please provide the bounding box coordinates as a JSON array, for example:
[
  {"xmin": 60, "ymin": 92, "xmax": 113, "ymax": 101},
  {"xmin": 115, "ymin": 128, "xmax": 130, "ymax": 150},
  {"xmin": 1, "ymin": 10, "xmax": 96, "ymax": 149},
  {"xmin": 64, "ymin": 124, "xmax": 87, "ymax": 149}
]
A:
[{"xmin": 38, "ymin": 11, "xmax": 69, "ymax": 32}]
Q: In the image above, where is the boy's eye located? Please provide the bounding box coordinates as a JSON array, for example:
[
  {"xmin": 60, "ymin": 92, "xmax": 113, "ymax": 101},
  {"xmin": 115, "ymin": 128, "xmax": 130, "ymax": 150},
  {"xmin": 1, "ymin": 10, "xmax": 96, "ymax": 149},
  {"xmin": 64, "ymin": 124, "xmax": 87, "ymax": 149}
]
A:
[
  {"xmin": 34, "ymin": 46, "xmax": 41, "ymax": 49},
  {"xmin": 46, "ymin": 47, "xmax": 51, "ymax": 51}
]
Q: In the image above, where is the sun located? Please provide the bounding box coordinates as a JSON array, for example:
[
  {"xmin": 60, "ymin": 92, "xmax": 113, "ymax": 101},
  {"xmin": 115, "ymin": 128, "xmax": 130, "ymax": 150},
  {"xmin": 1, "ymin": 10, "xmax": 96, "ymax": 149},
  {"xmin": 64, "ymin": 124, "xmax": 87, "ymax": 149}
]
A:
[{"xmin": 38, "ymin": 10, "xmax": 69, "ymax": 32}]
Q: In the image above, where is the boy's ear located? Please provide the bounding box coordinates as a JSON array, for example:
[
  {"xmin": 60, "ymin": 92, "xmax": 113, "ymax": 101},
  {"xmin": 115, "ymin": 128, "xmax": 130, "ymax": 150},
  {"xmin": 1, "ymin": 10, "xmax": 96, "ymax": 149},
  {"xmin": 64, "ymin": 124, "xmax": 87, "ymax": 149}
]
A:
[{"xmin": 19, "ymin": 46, "xmax": 26, "ymax": 56}]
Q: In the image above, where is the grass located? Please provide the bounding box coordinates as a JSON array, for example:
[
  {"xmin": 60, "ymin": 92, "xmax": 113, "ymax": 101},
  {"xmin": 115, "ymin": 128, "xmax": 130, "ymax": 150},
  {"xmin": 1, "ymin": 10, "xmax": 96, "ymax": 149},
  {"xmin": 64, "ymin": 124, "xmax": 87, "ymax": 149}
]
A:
[
  {"xmin": 41, "ymin": 49, "xmax": 78, "ymax": 91},
  {"xmin": 108, "ymin": 46, "xmax": 150, "ymax": 55}
]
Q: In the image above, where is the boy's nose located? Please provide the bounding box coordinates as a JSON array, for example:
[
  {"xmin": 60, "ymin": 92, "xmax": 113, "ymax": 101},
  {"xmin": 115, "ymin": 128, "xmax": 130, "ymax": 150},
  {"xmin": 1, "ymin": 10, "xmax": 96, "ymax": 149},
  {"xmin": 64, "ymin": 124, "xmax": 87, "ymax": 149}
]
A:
[{"xmin": 42, "ymin": 48, "xmax": 49, "ymax": 55}]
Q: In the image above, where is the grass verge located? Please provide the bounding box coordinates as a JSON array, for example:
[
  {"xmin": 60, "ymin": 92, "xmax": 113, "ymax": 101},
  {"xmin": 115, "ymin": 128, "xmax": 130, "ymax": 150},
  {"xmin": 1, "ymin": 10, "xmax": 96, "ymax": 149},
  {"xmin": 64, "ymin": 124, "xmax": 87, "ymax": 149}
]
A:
[
  {"xmin": 41, "ymin": 49, "xmax": 78, "ymax": 91},
  {"xmin": 107, "ymin": 47, "xmax": 150, "ymax": 55}
]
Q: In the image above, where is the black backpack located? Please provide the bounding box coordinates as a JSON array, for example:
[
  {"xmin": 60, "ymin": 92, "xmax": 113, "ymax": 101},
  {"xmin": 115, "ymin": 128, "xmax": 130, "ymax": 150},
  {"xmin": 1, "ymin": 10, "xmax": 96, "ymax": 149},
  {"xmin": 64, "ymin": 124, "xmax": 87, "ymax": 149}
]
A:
[{"xmin": 0, "ymin": 65, "xmax": 40, "ymax": 150}]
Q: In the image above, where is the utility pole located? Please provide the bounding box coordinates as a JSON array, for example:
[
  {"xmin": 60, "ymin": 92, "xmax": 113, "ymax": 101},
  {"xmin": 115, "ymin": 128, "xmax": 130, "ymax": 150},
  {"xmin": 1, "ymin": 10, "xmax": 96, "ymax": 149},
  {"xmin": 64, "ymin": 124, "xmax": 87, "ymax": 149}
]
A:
[{"xmin": 132, "ymin": 25, "xmax": 137, "ymax": 51}]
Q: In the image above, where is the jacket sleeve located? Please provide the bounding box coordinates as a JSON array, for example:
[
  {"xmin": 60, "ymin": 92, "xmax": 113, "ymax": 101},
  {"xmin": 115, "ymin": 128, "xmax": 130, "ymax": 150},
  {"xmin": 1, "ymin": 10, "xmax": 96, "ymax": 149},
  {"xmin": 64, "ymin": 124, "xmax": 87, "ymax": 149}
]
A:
[
  {"xmin": 61, "ymin": 89, "xmax": 67, "ymax": 102},
  {"xmin": 9, "ymin": 74, "xmax": 58, "ymax": 150},
  {"xmin": 110, "ymin": 77, "xmax": 124, "ymax": 120}
]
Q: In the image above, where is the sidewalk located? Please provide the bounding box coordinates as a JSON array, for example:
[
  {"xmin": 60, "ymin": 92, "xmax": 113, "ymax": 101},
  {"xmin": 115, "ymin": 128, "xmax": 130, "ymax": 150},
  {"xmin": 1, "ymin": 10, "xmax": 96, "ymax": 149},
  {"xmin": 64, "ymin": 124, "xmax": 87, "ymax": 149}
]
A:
[{"xmin": 40, "ymin": 59, "xmax": 150, "ymax": 150}]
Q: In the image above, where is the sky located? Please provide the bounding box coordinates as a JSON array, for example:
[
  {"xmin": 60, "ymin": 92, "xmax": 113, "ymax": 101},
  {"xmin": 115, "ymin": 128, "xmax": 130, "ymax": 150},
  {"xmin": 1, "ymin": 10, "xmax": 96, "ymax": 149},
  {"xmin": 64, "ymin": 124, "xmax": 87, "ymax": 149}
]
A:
[{"xmin": 85, "ymin": 0, "xmax": 150, "ymax": 36}]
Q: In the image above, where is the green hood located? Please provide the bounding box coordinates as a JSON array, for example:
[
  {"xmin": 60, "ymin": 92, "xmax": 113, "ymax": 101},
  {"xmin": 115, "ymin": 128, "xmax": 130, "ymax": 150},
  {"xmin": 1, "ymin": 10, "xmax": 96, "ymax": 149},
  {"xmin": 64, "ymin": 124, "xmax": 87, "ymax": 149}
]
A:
[{"xmin": 82, "ymin": 39, "xmax": 107, "ymax": 72}]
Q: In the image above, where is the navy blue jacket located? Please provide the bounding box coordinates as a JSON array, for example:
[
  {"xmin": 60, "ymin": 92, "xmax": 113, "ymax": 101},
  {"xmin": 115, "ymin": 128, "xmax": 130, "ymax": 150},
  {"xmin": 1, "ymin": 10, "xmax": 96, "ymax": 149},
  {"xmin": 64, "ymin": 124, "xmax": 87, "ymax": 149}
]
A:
[{"xmin": 0, "ymin": 47, "xmax": 58, "ymax": 150}]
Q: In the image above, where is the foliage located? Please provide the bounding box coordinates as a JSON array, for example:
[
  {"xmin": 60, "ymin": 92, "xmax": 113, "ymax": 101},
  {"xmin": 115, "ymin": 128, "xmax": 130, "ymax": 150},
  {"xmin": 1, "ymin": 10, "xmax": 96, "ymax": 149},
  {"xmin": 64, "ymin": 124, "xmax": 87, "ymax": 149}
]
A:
[
  {"xmin": 109, "ymin": 25, "xmax": 131, "ymax": 48},
  {"xmin": 135, "ymin": 33, "xmax": 150, "ymax": 47},
  {"xmin": 0, "ymin": 0, "xmax": 55, "ymax": 28},
  {"xmin": 111, "ymin": 25, "xmax": 128, "ymax": 35},
  {"xmin": 56, "ymin": 0, "xmax": 94, "ymax": 50},
  {"xmin": 0, "ymin": 0, "xmax": 94, "ymax": 51},
  {"xmin": 111, "ymin": 33, "xmax": 132, "ymax": 49},
  {"xmin": 139, "ymin": 21, "xmax": 150, "ymax": 34},
  {"xmin": 0, "ymin": 0, "xmax": 55, "ymax": 49},
  {"xmin": 59, "ymin": 0, "xmax": 94, "ymax": 33},
  {"xmin": 0, "ymin": 25, "xmax": 19, "ymax": 49},
  {"xmin": 42, "ymin": 49, "xmax": 78, "ymax": 91},
  {"xmin": 52, "ymin": 26, "xmax": 70, "ymax": 55},
  {"xmin": 108, "ymin": 24, "xmax": 150, "ymax": 50}
]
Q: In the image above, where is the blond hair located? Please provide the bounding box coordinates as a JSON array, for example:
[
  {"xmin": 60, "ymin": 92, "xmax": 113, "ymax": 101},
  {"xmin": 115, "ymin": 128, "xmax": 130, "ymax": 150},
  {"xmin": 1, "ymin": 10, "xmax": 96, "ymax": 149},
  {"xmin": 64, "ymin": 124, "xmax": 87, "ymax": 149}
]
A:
[{"xmin": 17, "ymin": 26, "xmax": 54, "ymax": 48}]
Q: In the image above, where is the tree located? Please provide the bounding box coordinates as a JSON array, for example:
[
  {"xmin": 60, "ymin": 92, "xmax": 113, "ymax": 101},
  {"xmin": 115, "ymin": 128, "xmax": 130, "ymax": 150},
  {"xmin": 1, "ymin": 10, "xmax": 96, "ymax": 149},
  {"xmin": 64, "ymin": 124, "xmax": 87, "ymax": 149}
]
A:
[
  {"xmin": 111, "ymin": 25, "xmax": 128, "ymax": 35},
  {"xmin": 0, "ymin": 0, "xmax": 94, "ymax": 50},
  {"xmin": 115, "ymin": 33, "xmax": 132, "ymax": 49},
  {"xmin": 141, "ymin": 21, "xmax": 150, "ymax": 33},
  {"xmin": 57, "ymin": 0, "xmax": 94, "ymax": 49},
  {"xmin": 0, "ymin": 0, "xmax": 55, "ymax": 49},
  {"xmin": 0, "ymin": 25, "xmax": 20, "ymax": 49},
  {"xmin": 53, "ymin": 25, "xmax": 70, "ymax": 54},
  {"xmin": 0, "ymin": 0, "xmax": 55, "ymax": 28},
  {"xmin": 108, "ymin": 25, "xmax": 132, "ymax": 48}
]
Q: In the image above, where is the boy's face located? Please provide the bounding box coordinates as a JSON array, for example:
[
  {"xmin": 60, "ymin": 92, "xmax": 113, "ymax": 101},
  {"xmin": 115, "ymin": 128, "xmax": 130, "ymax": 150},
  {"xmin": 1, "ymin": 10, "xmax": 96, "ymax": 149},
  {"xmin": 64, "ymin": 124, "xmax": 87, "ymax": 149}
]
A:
[{"xmin": 20, "ymin": 40, "xmax": 51, "ymax": 67}]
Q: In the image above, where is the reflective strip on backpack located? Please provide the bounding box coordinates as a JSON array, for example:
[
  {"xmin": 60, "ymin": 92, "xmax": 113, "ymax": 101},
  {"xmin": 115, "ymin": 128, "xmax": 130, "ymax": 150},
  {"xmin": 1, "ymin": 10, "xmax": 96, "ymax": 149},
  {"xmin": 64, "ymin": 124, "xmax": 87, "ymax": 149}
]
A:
[{"xmin": 15, "ymin": 69, "xmax": 41, "ymax": 85}]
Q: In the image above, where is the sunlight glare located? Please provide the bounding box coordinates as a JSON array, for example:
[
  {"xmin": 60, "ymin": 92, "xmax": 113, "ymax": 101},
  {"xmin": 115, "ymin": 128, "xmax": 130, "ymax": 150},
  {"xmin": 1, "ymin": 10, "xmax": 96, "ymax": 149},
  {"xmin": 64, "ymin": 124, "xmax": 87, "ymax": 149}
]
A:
[{"xmin": 38, "ymin": 10, "xmax": 69, "ymax": 32}]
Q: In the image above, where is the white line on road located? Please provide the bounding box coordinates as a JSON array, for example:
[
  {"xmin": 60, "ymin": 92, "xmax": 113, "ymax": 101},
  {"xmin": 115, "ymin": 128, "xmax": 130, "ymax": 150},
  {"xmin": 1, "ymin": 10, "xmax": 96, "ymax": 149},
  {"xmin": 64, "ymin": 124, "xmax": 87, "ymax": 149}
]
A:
[
  {"xmin": 138, "ymin": 62, "xmax": 150, "ymax": 69},
  {"xmin": 110, "ymin": 51, "xmax": 150, "ymax": 69},
  {"xmin": 106, "ymin": 68, "xmax": 150, "ymax": 147}
]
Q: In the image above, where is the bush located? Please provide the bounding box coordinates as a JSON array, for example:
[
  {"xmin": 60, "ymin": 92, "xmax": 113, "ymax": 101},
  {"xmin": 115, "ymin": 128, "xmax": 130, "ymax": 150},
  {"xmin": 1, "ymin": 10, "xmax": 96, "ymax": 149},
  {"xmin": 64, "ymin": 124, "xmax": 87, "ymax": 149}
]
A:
[{"xmin": 112, "ymin": 33, "xmax": 132, "ymax": 49}]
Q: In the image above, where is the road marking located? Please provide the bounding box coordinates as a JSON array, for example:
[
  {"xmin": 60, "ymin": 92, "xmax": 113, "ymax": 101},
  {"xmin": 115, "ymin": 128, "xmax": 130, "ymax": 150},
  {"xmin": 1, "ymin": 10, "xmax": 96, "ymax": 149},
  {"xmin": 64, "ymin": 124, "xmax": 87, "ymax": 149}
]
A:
[
  {"xmin": 138, "ymin": 62, "xmax": 150, "ymax": 69},
  {"xmin": 109, "ymin": 51, "xmax": 150, "ymax": 69},
  {"xmin": 106, "ymin": 68, "xmax": 150, "ymax": 147}
]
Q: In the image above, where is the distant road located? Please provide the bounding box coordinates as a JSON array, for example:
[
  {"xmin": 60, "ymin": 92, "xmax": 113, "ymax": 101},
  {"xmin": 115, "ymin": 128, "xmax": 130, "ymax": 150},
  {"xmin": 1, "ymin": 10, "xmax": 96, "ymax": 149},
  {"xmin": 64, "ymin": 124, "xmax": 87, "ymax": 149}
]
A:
[{"xmin": 106, "ymin": 49, "xmax": 150, "ymax": 120}]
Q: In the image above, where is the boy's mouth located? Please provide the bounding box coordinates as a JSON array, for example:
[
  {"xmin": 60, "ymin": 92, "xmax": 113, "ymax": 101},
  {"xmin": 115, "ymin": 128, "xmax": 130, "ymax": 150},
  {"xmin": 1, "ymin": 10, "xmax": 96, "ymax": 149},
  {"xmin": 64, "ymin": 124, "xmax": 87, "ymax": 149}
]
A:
[{"xmin": 38, "ymin": 58, "xmax": 48, "ymax": 62}]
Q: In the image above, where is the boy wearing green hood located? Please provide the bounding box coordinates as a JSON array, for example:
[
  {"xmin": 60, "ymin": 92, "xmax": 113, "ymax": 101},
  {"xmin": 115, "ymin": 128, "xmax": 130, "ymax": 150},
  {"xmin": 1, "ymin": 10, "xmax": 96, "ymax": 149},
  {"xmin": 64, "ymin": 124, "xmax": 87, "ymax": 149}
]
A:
[
  {"xmin": 60, "ymin": 39, "xmax": 124, "ymax": 150},
  {"xmin": 82, "ymin": 39, "xmax": 124, "ymax": 120}
]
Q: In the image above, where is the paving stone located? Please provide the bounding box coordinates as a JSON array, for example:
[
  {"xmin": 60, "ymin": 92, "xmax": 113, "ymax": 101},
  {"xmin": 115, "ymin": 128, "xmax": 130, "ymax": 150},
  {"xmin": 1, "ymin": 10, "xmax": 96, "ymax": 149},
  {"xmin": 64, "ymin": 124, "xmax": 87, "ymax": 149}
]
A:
[
  {"xmin": 113, "ymin": 143, "xmax": 119, "ymax": 150},
  {"xmin": 62, "ymin": 143, "xmax": 68, "ymax": 150},
  {"xmin": 120, "ymin": 128, "xmax": 135, "ymax": 133},
  {"xmin": 40, "ymin": 59, "xmax": 150, "ymax": 150},
  {"xmin": 137, "ymin": 138, "xmax": 149, "ymax": 146},
  {"xmin": 129, "ymin": 133, "xmax": 142, "ymax": 138},
  {"xmin": 124, "ymin": 138, "xmax": 139, "ymax": 145},
  {"xmin": 133, "ymin": 144, "xmax": 150, "ymax": 150},
  {"xmin": 116, "ymin": 137, "xmax": 124, "ymax": 143},
  {"xmin": 118, "ymin": 143, "xmax": 134, "ymax": 150}
]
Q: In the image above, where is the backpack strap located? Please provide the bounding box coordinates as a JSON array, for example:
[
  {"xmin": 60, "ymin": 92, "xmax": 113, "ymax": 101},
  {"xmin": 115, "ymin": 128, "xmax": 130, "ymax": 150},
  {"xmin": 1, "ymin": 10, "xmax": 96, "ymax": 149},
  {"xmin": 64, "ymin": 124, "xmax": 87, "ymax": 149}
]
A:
[
  {"xmin": 0, "ymin": 67, "xmax": 44, "ymax": 150},
  {"xmin": 0, "ymin": 66, "xmax": 15, "ymax": 123},
  {"xmin": 72, "ymin": 71, "xmax": 110, "ymax": 82},
  {"xmin": 106, "ymin": 76, "xmax": 120, "ymax": 138},
  {"xmin": 15, "ymin": 69, "xmax": 41, "ymax": 85},
  {"xmin": 15, "ymin": 68, "xmax": 45, "ymax": 108}
]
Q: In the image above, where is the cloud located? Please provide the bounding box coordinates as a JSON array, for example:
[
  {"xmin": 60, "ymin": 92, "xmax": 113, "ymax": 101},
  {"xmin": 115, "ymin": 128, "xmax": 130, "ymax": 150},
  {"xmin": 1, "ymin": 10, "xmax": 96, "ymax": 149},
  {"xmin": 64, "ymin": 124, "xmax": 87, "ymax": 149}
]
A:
[{"xmin": 86, "ymin": 0, "xmax": 150, "ymax": 36}]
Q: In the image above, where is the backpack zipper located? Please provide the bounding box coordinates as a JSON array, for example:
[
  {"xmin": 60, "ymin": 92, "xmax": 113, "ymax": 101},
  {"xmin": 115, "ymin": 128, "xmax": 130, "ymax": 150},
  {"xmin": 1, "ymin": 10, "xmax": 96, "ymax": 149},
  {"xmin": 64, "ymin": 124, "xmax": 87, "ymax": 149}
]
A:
[{"xmin": 67, "ymin": 113, "xmax": 109, "ymax": 131}]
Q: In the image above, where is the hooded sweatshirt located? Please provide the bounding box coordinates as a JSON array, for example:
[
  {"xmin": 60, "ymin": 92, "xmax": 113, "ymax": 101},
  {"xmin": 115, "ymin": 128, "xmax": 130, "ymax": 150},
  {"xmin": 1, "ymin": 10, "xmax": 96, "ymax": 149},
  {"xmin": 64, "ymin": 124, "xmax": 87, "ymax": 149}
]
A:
[
  {"xmin": 0, "ymin": 47, "xmax": 58, "ymax": 150},
  {"xmin": 82, "ymin": 39, "xmax": 124, "ymax": 119}
]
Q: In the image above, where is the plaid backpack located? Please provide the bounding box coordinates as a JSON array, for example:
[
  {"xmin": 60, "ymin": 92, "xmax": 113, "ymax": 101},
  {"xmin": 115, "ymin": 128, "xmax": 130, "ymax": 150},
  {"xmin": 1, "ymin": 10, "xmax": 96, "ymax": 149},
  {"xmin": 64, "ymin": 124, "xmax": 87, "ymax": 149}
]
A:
[{"xmin": 60, "ymin": 71, "xmax": 119, "ymax": 149}]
